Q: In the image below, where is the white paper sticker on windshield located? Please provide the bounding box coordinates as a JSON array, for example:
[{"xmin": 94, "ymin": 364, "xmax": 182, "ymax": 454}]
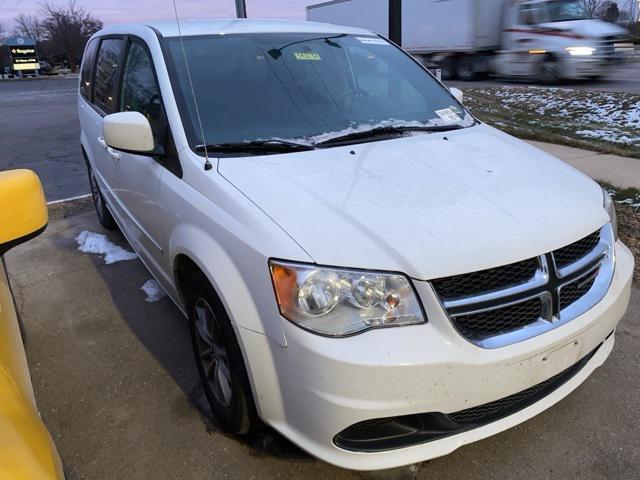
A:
[
  {"xmin": 435, "ymin": 108, "xmax": 462, "ymax": 123},
  {"xmin": 356, "ymin": 37, "xmax": 389, "ymax": 45}
]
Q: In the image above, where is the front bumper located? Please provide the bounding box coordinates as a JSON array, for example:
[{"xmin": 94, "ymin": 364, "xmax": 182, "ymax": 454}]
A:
[
  {"xmin": 240, "ymin": 242, "xmax": 633, "ymax": 471},
  {"xmin": 561, "ymin": 54, "xmax": 621, "ymax": 79}
]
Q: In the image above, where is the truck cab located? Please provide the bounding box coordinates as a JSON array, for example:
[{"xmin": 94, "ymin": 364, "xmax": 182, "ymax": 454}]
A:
[
  {"xmin": 497, "ymin": 0, "xmax": 628, "ymax": 81},
  {"xmin": 307, "ymin": 0, "xmax": 630, "ymax": 83}
]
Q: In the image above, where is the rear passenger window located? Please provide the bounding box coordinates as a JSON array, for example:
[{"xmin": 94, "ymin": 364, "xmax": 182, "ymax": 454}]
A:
[
  {"xmin": 93, "ymin": 38, "xmax": 124, "ymax": 113},
  {"xmin": 120, "ymin": 41, "xmax": 166, "ymax": 144},
  {"xmin": 80, "ymin": 38, "xmax": 98, "ymax": 99}
]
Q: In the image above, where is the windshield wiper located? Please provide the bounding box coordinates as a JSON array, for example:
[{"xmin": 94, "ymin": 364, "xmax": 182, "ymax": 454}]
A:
[
  {"xmin": 195, "ymin": 139, "xmax": 315, "ymax": 153},
  {"xmin": 315, "ymin": 124, "xmax": 467, "ymax": 147}
]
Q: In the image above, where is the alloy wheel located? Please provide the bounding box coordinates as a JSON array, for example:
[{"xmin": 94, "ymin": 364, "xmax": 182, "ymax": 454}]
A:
[{"xmin": 193, "ymin": 298, "xmax": 233, "ymax": 408}]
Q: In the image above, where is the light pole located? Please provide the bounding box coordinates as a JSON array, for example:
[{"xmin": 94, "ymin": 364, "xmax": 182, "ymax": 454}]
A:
[
  {"xmin": 235, "ymin": 0, "xmax": 247, "ymax": 18},
  {"xmin": 389, "ymin": 0, "xmax": 402, "ymax": 46}
]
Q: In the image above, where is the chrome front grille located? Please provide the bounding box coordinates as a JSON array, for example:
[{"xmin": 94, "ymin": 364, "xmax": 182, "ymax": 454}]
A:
[
  {"xmin": 432, "ymin": 224, "xmax": 615, "ymax": 348},
  {"xmin": 596, "ymin": 36, "xmax": 617, "ymax": 57}
]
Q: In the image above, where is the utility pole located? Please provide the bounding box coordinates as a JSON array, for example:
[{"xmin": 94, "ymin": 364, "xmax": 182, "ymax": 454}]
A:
[
  {"xmin": 388, "ymin": 0, "xmax": 402, "ymax": 46},
  {"xmin": 235, "ymin": 0, "xmax": 247, "ymax": 18}
]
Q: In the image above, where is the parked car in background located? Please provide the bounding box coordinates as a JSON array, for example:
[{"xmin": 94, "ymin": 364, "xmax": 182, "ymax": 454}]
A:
[
  {"xmin": 39, "ymin": 61, "xmax": 54, "ymax": 76},
  {"xmin": 0, "ymin": 169, "xmax": 65, "ymax": 479},
  {"xmin": 78, "ymin": 19, "xmax": 633, "ymax": 470}
]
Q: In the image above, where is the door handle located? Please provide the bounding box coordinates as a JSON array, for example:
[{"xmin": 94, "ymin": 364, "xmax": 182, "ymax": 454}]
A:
[
  {"xmin": 107, "ymin": 147, "xmax": 121, "ymax": 162},
  {"xmin": 98, "ymin": 137, "xmax": 108, "ymax": 149}
]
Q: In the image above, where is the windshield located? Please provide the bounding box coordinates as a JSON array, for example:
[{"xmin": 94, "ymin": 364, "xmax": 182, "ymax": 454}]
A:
[
  {"xmin": 163, "ymin": 33, "xmax": 473, "ymax": 150},
  {"xmin": 545, "ymin": 0, "xmax": 590, "ymax": 22}
]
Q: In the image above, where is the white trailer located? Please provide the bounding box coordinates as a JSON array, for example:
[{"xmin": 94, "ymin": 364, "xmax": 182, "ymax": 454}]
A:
[{"xmin": 307, "ymin": 0, "xmax": 628, "ymax": 82}]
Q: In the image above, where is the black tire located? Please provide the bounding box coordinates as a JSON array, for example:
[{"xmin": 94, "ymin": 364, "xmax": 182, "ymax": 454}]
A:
[
  {"xmin": 186, "ymin": 270, "xmax": 261, "ymax": 435},
  {"xmin": 440, "ymin": 56, "xmax": 458, "ymax": 80},
  {"xmin": 86, "ymin": 163, "xmax": 117, "ymax": 230},
  {"xmin": 538, "ymin": 55, "xmax": 561, "ymax": 85},
  {"xmin": 456, "ymin": 55, "xmax": 478, "ymax": 81}
]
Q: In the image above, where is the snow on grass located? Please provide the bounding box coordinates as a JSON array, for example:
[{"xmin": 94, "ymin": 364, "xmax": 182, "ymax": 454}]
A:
[
  {"xmin": 75, "ymin": 231, "xmax": 138, "ymax": 264},
  {"xmin": 463, "ymin": 86, "xmax": 640, "ymax": 156},
  {"xmin": 140, "ymin": 279, "xmax": 167, "ymax": 303},
  {"xmin": 576, "ymin": 129, "xmax": 640, "ymax": 145},
  {"xmin": 600, "ymin": 182, "xmax": 640, "ymax": 211}
]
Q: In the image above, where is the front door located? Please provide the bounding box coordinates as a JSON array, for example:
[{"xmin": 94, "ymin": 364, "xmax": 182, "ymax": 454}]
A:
[{"xmin": 108, "ymin": 38, "xmax": 170, "ymax": 279}]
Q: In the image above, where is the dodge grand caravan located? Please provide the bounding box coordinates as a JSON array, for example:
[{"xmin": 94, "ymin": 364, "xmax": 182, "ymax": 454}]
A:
[{"xmin": 78, "ymin": 19, "xmax": 633, "ymax": 470}]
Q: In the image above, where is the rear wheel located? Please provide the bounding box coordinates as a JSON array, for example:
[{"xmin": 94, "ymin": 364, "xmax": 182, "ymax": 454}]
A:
[
  {"xmin": 456, "ymin": 55, "xmax": 478, "ymax": 81},
  {"xmin": 186, "ymin": 270, "xmax": 261, "ymax": 435},
  {"xmin": 438, "ymin": 56, "xmax": 458, "ymax": 80},
  {"xmin": 87, "ymin": 164, "xmax": 116, "ymax": 230}
]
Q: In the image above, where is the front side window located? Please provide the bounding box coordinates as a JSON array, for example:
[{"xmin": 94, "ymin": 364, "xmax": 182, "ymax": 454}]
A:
[
  {"xmin": 164, "ymin": 33, "xmax": 473, "ymax": 150},
  {"xmin": 519, "ymin": 5, "xmax": 542, "ymax": 25},
  {"xmin": 80, "ymin": 38, "xmax": 99, "ymax": 99},
  {"xmin": 93, "ymin": 38, "xmax": 123, "ymax": 113},
  {"xmin": 545, "ymin": 0, "xmax": 590, "ymax": 22},
  {"xmin": 120, "ymin": 41, "xmax": 165, "ymax": 144}
]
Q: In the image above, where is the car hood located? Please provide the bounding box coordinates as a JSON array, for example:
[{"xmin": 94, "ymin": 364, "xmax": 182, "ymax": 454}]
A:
[
  {"xmin": 537, "ymin": 19, "xmax": 628, "ymax": 38},
  {"xmin": 218, "ymin": 125, "xmax": 608, "ymax": 280}
]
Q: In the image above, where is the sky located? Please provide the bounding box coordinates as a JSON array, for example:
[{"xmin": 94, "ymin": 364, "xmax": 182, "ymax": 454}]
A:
[
  {"xmin": 0, "ymin": 0, "xmax": 314, "ymax": 29},
  {"xmin": 1, "ymin": 0, "xmax": 637, "ymax": 31}
]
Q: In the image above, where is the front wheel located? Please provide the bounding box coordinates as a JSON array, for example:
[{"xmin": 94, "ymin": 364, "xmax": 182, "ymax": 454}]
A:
[
  {"xmin": 538, "ymin": 56, "xmax": 561, "ymax": 85},
  {"xmin": 186, "ymin": 271, "xmax": 261, "ymax": 435}
]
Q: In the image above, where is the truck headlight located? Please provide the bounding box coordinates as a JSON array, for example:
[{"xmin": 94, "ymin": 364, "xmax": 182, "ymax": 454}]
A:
[
  {"xmin": 566, "ymin": 46, "xmax": 596, "ymax": 56},
  {"xmin": 269, "ymin": 261, "xmax": 426, "ymax": 337},
  {"xmin": 603, "ymin": 188, "xmax": 618, "ymax": 241}
]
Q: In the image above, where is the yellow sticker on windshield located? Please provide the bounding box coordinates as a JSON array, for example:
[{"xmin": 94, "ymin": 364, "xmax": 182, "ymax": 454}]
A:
[{"xmin": 294, "ymin": 52, "xmax": 321, "ymax": 61}]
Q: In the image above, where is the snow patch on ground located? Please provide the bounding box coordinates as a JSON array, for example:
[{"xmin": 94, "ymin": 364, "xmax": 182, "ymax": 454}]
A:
[
  {"xmin": 75, "ymin": 231, "xmax": 138, "ymax": 264},
  {"xmin": 576, "ymin": 129, "xmax": 640, "ymax": 145},
  {"xmin": 140, "ymin": 279, "xmax": 167, "ymax": 303}
]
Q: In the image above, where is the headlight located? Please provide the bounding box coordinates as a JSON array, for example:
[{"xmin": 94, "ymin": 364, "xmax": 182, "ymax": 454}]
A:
[
  {"xmin": 566, "ymin": 46, "xmax": 596, "ymax": 56},
  {"xmin": 603, "ymin": 188, "xmax": 618, "ymax": 241},
  {"xmin": 269, "ymin": 261, "xmax": 426, "ymax": 337}
]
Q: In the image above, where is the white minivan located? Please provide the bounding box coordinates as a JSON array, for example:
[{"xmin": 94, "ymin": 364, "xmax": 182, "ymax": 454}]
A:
[{"xmin": 78, "ymin": 19, "xmax": 634, "ymax": 471}]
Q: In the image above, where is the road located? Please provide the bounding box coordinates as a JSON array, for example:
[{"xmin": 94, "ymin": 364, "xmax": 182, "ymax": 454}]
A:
[
  {"xmin": 448, "ymin": 61, "xmax": 640, "ymax": 94},
  {"xmin": 5, "ymin": 201, "xmax": 640, "ymax": 480},
  {"xmin": 0, "ymin": 77, "xmax": 86, "ymax": 202}
]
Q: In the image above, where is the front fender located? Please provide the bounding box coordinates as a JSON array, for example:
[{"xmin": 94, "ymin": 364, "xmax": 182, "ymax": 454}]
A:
[{"xmin": 169, "ymin": 223, "xmax": 288, "ymax": 347}]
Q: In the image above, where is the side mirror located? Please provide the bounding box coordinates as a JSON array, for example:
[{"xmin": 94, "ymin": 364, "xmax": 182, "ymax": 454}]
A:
[
  {"xmin": 449, "ymin": 87, "xmax": 464, "ymax": 104},
  {"xmin": 104, "ymin": 112, "xmax": 155, "ymax": 154},
  {"xmin": 0, "ymin": 170, "xmax": 48, "ymax": 255}
]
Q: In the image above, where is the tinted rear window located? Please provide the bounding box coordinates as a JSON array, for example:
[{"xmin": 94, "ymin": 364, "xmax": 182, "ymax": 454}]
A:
[{"xmin": 93, "ymin": 38, "xmax": 123, "ymax": 113}]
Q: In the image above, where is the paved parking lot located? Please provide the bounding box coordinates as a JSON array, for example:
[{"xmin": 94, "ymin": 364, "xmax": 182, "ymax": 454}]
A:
[
  {"xmin": 0, "ymin": 77, "xmax": 86, "ymax": 202},
  {"xmin": 5, "ymin": 201, "xmax": 640, "ymax": 480}
]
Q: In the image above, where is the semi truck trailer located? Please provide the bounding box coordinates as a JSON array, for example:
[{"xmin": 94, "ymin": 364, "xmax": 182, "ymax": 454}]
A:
[{"xmin": 307, "ymin": 0, "xmax": 629, "ymax": 82}]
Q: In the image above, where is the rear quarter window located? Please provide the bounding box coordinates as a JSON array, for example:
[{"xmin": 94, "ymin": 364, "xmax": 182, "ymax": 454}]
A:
[{"xmin": 80, "ymin": 38, "xmax": 99, "ymax": 100}]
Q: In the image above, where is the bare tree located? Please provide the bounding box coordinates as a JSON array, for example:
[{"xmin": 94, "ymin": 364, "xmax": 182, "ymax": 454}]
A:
[
  {"xmin": 622, "ymin": 0, "xmax": 640, "ymax": 22},
  {"xmin": 40, "ymin": 0, "xmax": 102, "ymax": 71},
  {"xmin": 580, "ymin": 0, "xmax": 605, "ymax": 17},
  {"xmin": 0, "ymin": 23, "xmax": 6, "ymax": 44},
  {"xmin": 598, "ymin": 0, "xmax": 620, "ymax": 21},
  {"xmin": 13, "ymin": 14, "xmax": 47, "ymax": 42}
]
